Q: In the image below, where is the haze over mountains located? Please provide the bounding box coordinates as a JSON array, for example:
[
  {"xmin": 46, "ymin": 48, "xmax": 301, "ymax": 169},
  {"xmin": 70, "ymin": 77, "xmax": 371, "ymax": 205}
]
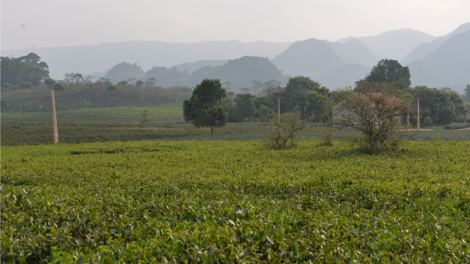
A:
[{"xmin": 2, "ymin": 23, "xmax": 469, "ymax": 93}]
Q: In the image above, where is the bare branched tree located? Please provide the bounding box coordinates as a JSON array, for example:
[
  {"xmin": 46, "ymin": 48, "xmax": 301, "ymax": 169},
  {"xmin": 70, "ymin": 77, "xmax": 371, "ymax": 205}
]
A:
[{"xmin": 332, "ymin": 81, "xmax": 412, "ymax": 153}]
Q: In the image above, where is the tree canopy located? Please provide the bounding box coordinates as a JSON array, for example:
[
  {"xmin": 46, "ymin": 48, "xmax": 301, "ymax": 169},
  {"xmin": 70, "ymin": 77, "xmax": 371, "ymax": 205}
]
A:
[
  {"xmin": 361, "ymin": 59, "xmax": 411, "ymax": 90},
  {"xmin": 1, "ymin": 53, "xmax": 50, "ymax": 86},
  {"xmin": 183, "ymin": 79, "xmax": 228, "ymax": 135}
]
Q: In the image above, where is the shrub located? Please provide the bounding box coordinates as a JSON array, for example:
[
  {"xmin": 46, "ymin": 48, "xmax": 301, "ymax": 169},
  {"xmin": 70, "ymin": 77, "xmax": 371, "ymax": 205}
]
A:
[
  {"xmin": 444, "ymin": 123, "xmax": 470, "ymax": 130},
  {"xmin": 423, "ymin": 116, "xmax": 433, "ymax": 126},
  {"xmin": 107, "ymin": 85, "xmax": 117, "ymax": 92},
  {"xmin": 11, "ymin": 85, "xmax": 20, "ymax": 90},
  {"xmin": 20, "ymin": 82, "xmax": 32, "ymax": 89},
  {"xmin": 2, "ymin": 82, "xmax": 11, "ymax": 89},
  {"xmin": 264, "ymin": 111, "xmax": 308, "ymax": 149},
  {"xmin": 53, "ymin": 83, "xmax": 65, "ymax": 92}
]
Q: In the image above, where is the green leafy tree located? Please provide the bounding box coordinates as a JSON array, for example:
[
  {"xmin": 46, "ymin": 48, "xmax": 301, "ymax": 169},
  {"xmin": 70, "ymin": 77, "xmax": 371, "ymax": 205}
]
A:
[
  {"xmin": 44, "ymin": 78, "xmax": 55, "ymax": 86},
  {"xmin": 234, "ymin": 93, "xmax": 256, "ymax": 122},
  {"xmin": 304, "ymin": 86, "xmax": 331, "ymax": 121},
  {"xmin": 360, "ymin": 59, "xmax": 411, "ymax": 90},
  {"xmin": 258, "ymin": 104, "xmax": 275, "ymax": 121},
  {"xmin": 183, "ymin": 79, "xmax": 228, "ymax": 135},
  {"xmin": 283, "ymin": 76, "xmax": 324, "ymax": 116},
  {"xmin": 53, "ymin": 83, "xmax": 65, "ymax": 92},
  {"xmin": 145, "ymin": 77, "xmax": 156, "ymax": 87},
  {"xmin": 136, "ymin": 80, "xmax": 144, "ymax": 87},
  {"xmin": 64, "ymin": 73, "xmax": 84, "ymax": 84},
  {"xmin": 464, "ymin": 84, "xmax": 470, "ymax": 102},
  {"xmin": 423, "ymin": 116, "xmax": 433, "ymax": 126},
  {"xmin": 407, "ymin": 86, "xmax": 467, "ymax": 124},
  {"xmin": 107, "ymin": 85, "xmax": 117, "ymax": 92},
  {"xmin": 1, "ymin": 53, "xmax": 50, "ymax": 86}
]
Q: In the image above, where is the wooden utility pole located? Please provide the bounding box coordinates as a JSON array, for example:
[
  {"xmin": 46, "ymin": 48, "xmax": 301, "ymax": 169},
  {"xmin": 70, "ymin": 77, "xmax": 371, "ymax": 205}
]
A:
[
  {"xmin": 277, "ymin": 95, "xmax": 280, "ymax": 122},
  {"xmin": 407, "ymin": 108, "xmax": 410, "ymax": 126},
  {"xmin": 417, "ymin": 97, "xmax": 420, "ymax": 131},
  {"xmin": 50, "ymin": 85, "xmax": 58, "ymax": 143}
]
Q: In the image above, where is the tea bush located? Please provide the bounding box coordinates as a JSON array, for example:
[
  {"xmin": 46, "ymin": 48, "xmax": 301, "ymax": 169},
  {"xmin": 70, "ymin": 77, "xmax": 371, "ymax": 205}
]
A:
[
  {"xmin": 2, "ymin": 140, "xmax": 470, "ymax": 262},
  {"xmin": 444, "ymin": 123, "xmax": 470, "ymax": 130}
]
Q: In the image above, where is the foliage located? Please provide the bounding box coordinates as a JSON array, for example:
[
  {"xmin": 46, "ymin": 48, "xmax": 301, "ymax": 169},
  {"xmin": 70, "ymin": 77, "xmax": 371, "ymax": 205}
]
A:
[
  {"xmin": 359, "ymin": 59, "xmax": 411, "ymax": 90},
  {"xmin": 104, "ymin": 62, "xmax": 146, "ymax": 84},
  {"xmin": 107, "ymin": 84, "xmax": 117, "ymax": 92},
  {"xmin": 53, "ymin": 83, "xmax": 65, "ymax": 92},
  {"xmin": 140, "ymin": 109, "xmax": 150, "ymax": 124},
  {"xmin": 233, "ymin": 93, "xmax": 256, "ymax": 122},
  {"xmin": 2, "ymin": 140, "xmax": 470, "ymax": 262},
  {"xmin": 444, "ymin": 123, "xmax": 470, "ymax": 130},
  {"xmin": 464, "ymin": 84, "xmax": 470, "ymax": 102},
  {"xmin": 257, "ymin": 104, "xmax": 275, "ymax": 122},
  {"xmin": 333, "ymin": 82, "xmax": 412, "ymax": 154},
  {"xmin": 314, "ymin": 125, "xmax": 336, "ymax": 146},
  {"xmin": 423, "ymin": 116, "xmax": 433, "ymax": 126},
  {"xmin": 63, "ymin": 73, "xmax": 84, "ymax": 84},
  {"xmin": 183, "ymin": 79, "xmax": 228, "ymax": 135},
  {"xmin": 44, "ymin": 78, "xmax": 56, "ymax": 86},
  {"xmin": 264, "ymin": 111, "xmax": 308, "ymax": 149},
  {"xmin": 0, "ymin": 53, "xmax": 50, "ymax": 86},
  {"xmin": 406, "ymin": 86, "xmax": 467, "ymax": 124}
]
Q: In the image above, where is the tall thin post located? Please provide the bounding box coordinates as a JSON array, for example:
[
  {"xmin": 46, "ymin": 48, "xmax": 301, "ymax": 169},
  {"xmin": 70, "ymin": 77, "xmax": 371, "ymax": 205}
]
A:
[
  {"xmin": 417, "ymin": 97, "xmax": 420, "ymax": 131},
  {"xmin": 277, "ymin": 95, "xmax": 280, "ymax": 122},
  {"xmin": 50, "ymin": 85, "xmax": 58, "ymax": 143},
  {"xmin": 407, "ymin": 108, "xmax": 409, "ymax": 126}
]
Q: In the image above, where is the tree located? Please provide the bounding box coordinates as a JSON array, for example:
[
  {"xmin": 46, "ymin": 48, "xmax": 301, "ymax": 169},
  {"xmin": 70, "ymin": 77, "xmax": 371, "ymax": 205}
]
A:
[
  {"xmin": 145, "ymin": 77, "xmax": 156, "ymax": 87},
  {"xmin": 223, "ymin": 81, "xmax": 232, "ymax": 91},
  {"xmin": 64, "ymin": 73, "xmax": 84, "ymax": 84},
  {"xmin": 251, "ymin": 80, "xmax": 264, "ymax": 94},
  {"xmin": 234, "ymin": 93, "xmax": 256, "ymax": 122},
  {"xmin": 240, "ymin": 87, "xmax": 251, "ymax": 93},
  {"xmin": 333, "ymin": 81, "xmax": 412, "ymax": 154},
  {"xmin": 1, "ymin": 53, "xmax": 50, "ymax": 86},
  {"xmin": 464, "ymin": 84, "xmax": 470, "ymax": 102},
  {"xmin": 361, "ymin": 59, "xmax": 411, "ymax": 90},
  {"xmin": 258, "ymin": 104, "xmax": 275, "ymax": 121},
  {"xmin": 44, "ymin": 79, "xmax": 55, "ymax": 86},
  {"xmin": 53, "ymin": 83, "xmax": 65, "ymax": 92},
  {"xmin": 183, "ymin": 79, "xmax": 228, "ymax": 135},
  {"xmin": 107, "ymin": 85, "xmax": 117, "ymax": 92},
  {"xmin": 117, "ymin": 80, "xmax": 128, "ymax": 87},
  {"xmin": 136, "ymin": 80, "xmax": 144, "ymax": 87},
  {"xmin": 283, "ymin": 76, "xmax": 324, "ymax": 116},
  {"xmin": 304, "ymin": 86, "xmax": 331, "ymax": 122},
  {"xmin": 406, "ymin": 86, "xmax": 467, "ymax": 124}
]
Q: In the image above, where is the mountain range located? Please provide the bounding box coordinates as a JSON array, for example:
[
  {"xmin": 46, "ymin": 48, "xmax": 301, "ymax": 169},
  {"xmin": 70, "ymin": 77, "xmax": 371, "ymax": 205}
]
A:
[{"xmin": 2, "ymin": 23, "xmax": 469, "ymax": 93}]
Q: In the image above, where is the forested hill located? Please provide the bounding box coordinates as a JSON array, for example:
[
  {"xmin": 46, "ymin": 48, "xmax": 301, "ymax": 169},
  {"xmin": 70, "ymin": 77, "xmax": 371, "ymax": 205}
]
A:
[
  {"xmin": 104, "ymin": 56, "xmax": 288, "ymax": 91},
  {"xmin": 2, "ymin": 41, "xmax": 292, "ymax": 80}
]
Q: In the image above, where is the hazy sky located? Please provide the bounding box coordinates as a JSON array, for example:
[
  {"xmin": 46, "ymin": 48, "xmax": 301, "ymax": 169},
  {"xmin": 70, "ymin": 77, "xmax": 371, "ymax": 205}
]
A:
[{"xmin": 2, "ymin": 0, "xmax": 469, "ymax": 50}]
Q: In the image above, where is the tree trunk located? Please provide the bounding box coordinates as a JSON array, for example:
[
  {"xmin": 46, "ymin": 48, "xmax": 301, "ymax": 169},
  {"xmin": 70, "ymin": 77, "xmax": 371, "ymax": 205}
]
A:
[{"xmin": 211, "ymin": 126, "xmax": 213, "ymax": 136}]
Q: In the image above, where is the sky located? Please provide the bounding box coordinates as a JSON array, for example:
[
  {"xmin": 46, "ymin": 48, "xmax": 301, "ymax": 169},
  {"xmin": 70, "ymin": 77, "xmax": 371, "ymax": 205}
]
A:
[{"xmin": 1, "ymin": 0, "xmax": 470, "ymax": 50}]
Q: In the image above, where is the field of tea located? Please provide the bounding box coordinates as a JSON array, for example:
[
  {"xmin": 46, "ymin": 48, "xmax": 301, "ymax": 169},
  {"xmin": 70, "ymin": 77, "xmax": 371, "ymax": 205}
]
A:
[
  {"xmin": 2, "ymin": 139, "xmax": 470, "ymax": 263},
  {"xmin": 0, "ymin": 103, "xmax": 184, "ymax": 124}
]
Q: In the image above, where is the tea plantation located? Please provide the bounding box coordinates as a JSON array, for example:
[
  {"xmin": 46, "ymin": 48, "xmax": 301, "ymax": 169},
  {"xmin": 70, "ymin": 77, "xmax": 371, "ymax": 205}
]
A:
[{"xmin": 2, "ymin": 139, "xmax": 470, "ymax": 263}]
